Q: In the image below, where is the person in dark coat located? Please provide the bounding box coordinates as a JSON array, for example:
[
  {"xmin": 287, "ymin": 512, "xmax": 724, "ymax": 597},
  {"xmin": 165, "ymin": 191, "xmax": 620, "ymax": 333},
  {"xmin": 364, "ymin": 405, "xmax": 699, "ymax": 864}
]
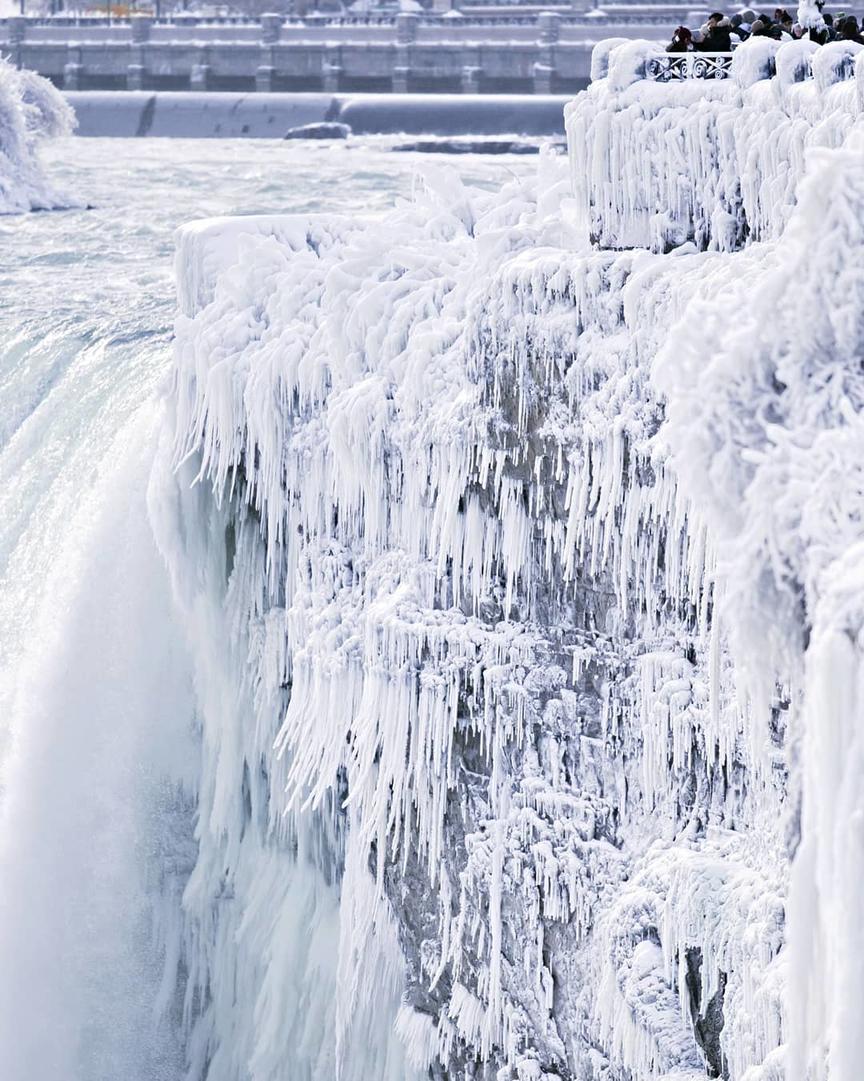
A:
[
  {"xmin": 755, "ymin": 13, "xmax": 784, "ymax": 37},
  {"xmin": 667, "ymin": 25, "xmax": 696, "ymax": 51},
  {"xmin": 837, "ymin": 13, "xmax": 864, "ymax": 40},
  {"xmin": 701, "ymin": 11, "xmax": 735, "ymax": 49}
]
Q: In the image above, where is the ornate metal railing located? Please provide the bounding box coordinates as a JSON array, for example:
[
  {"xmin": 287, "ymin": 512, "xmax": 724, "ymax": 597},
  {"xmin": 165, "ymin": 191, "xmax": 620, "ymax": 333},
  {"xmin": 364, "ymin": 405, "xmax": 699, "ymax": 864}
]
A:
[{"xmin": 646, "ymin": 52, "xmax": 734, "ymax": 80}]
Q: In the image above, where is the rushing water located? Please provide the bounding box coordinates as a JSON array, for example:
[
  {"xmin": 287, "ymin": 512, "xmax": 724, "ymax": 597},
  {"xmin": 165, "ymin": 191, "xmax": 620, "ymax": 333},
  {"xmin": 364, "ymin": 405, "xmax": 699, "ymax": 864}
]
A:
[{"xmin": 0, "ymin": 136, "xmax": 536, "ymax": 1081}]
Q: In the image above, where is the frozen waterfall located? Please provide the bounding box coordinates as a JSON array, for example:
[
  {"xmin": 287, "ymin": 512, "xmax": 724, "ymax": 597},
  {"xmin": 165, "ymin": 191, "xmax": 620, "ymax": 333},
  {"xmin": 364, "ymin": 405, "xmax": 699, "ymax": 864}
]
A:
[
  {"xmin": 1, "ymin": 30, "xmax": 862, "ymax": 1081},
  {"xmin": 159, "ymin": 36, "xmax": 864, "ymax": 1081}
]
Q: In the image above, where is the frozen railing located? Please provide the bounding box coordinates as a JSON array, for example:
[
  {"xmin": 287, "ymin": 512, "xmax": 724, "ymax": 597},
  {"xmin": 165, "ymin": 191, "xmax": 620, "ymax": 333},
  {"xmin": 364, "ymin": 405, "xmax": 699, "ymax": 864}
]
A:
[
  {"xmin": 568, "ymin": 37, "xmax": 864, "ymax": 250},
  {"xmin": 635, "ymin": 35, "xmax": 864, "ymax": 82},
  {"xmin": 646, "ymin": 51, "xmax": 733, "ymax": 79}
]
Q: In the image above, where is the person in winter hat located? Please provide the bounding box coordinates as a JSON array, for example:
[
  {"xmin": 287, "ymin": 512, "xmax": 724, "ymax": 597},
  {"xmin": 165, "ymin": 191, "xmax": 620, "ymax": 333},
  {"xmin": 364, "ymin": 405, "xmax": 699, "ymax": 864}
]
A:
[{"xmin": 754, "ymin": 13, "xmax": 784, "ymax": 37}]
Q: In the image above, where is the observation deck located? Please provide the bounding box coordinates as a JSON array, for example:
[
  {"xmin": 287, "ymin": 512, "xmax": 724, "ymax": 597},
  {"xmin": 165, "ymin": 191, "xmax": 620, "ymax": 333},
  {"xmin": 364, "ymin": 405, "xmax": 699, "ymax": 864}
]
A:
[{"xmin": 567, "ymin": 36, "xmax": 864, "ymax": 250}]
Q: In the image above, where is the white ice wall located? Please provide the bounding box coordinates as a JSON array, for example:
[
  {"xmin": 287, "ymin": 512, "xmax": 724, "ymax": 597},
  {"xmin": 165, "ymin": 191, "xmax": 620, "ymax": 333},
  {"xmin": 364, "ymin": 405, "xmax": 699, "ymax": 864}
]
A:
[{"xmin": 161, "ymin": 47, "xmax": 864, "ymax": 1081}]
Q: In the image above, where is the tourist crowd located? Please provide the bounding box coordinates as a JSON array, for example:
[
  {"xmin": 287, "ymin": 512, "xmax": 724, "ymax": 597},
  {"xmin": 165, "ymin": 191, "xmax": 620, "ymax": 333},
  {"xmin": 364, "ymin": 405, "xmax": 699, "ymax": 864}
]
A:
[{"xmin": 666, "ymin": 6, "xmax": 864, "ymax": 50}]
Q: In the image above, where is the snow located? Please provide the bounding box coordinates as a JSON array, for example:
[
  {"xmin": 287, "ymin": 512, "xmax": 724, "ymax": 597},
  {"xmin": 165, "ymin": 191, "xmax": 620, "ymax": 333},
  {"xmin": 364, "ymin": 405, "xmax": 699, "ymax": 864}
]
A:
[
  {"xmin": 567, "ymin": 36, "xmax": 863, "ymax": 251},
  {"xmin": 153, "ymin": 36, "xmax": 864, "ymax": 1081},
  {"xmin": 797, "ymin": 0, "xmax": 825, "ymax": 31},
  {"xmin": 0, "ymin": 58, "xmax": 75, "ymax": 214},
  {"xmin": 811, "ymin": 39, "xmax": 864, "ymax": 94}
]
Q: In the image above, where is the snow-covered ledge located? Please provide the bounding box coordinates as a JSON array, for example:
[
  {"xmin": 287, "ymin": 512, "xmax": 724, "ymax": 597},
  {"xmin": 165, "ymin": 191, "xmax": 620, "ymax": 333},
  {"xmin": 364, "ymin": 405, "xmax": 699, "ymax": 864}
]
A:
[{"xmin": 567, "ymin": 37, "xmax": 864, "ymax": 251}]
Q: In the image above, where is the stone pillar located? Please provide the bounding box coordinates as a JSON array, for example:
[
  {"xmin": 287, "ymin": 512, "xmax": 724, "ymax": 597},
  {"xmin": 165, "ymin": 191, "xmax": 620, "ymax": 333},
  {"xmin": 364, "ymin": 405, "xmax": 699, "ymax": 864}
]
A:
[
  {"xmin": 393, "ymin": 13, "xmax": 418, "ymax": 93},
  {"xmin": 395, "ymin": 12, "xmax": 420, "ymax": 44},
  {"xmin": 64, "ymin": 46, "xmax": 84, "ymax": 90},
  {"xmin": 191, "ymin": 49, "xmax": 210, "ymax": 90},
  {"xmin": 127, "ymin": 63, "xmax": 146, "ymax": 89},
  {"xmin": 256, "ymin": 64, "xmax": 275, "ymax": 92},
  {"xmin": 128, "ymin": 18, "xmax": 151, "ymax": 89},
  {"xmin": 322, "ymin": 50, "xmax": 343, "ymax": 92},
  {"xmin": 7, "ymin": 15, "xmax": 26, "ymax": 68},
  {"xmin": 461, "ymin": 64, "xmax": 480, "ymax": 93},
  {"xmin": 260, "ymin": 13, "xmax": 283, "ymax": 44},
  {"xmin": 7, "ymin": 16, "xmax": 27, "ymax": 45},
  {"xmin": 130, "ymin": 14, "xmax": 153, "ymax": 42},
  {"xmin": 191, "ymin": 64, "xmax": 211, "ymax": 90},
  {"xmin": 533, "ymin": 62, "xmax": 554, "ymax": 93},
  {"xmin": 257, "ymin": 38, "xmax": 276, "ymax": 92},
  {"xmin": 64, "ymin": 64, "xmax": 83, "ymax": 90},
  {"xmin": 535, "ymin": 13, "xmax": 561, "ymax": 93},
  {"xmin": 537, "ymin": 11, "xmax": 562, "ymax": 44}
]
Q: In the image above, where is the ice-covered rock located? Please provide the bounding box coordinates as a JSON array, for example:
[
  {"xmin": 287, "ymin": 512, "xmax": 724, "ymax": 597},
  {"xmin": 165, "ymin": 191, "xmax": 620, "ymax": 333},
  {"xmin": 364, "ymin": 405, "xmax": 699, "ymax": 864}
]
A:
[
  {"xmin": 284, "ymin": 121, "xmax": 352, "ymax": 140},
  {"xmin": 567, "ymin": 37, "xmax": 863, "ymax": 251},
  {"xmin": 0, "ymin": 58, "xmax": 75, "ymax": 214},
  {"xmin": 153, "ymin": 40, "xmax": 864, "ymax": 1081}
]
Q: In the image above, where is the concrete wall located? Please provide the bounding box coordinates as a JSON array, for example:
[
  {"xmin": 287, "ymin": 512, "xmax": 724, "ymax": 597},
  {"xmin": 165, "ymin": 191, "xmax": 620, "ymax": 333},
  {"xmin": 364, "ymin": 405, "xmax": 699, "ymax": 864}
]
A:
[
  {"xmin": 65, "ymin": 89, "xmax": 573, "ymax": 136},
  {"xmin": 0, "ymin": 12, "xmax": 668, "ymax": 93}
]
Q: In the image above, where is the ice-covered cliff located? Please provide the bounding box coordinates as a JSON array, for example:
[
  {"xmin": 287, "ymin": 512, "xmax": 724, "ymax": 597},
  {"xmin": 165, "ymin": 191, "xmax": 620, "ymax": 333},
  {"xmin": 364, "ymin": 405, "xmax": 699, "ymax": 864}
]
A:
[
  {"xmin": 0, "ymin": 57, "xmax": 74, "ymax": 213},
  {"xmin": 154, "ymin": 37, "xmax": 864, "ymax": 1081}
]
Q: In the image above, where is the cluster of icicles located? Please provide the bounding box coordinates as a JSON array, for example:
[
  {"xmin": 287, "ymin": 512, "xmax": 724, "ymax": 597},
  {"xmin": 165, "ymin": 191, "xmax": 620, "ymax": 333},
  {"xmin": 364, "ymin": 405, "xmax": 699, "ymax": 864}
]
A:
[
  {"xmin": 154, "ymin": 46, "xmax": 864, "ymax": 1081},
  {"xmin": 568, "ymin": 36, "xmax": 864, "ymax": 252}
]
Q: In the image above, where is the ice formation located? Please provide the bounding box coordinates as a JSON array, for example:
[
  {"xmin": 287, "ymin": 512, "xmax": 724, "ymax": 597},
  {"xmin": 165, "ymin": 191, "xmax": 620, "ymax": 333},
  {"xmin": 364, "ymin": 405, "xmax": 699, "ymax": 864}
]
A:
[
  {"xmin": 154, "ymin": 35, "xmax": 864, "ymax": 1081},
  {"xmin": 568, "ymin": 37, "xmax": 864, "ymax": 251},
  {"xmin": 0, "ymin": 57, "xmax": 74, "ymax": 213}
]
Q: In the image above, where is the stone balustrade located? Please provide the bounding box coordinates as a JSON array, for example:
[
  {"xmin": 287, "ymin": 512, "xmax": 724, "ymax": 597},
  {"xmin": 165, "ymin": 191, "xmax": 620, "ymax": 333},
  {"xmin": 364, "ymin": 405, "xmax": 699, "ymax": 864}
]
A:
[{"xmin": 0, "ymin": 11, "xmax": 609, "ymax": 93}]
